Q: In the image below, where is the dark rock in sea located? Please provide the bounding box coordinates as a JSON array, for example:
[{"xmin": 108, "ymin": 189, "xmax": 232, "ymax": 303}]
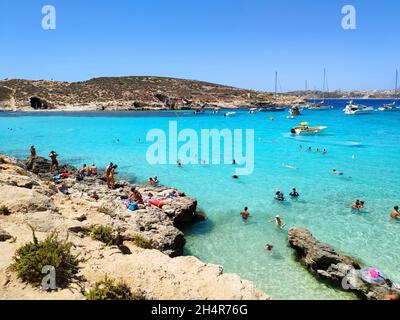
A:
[
  {"xmin": 24, "ymin": 156, "xmax": 77, "ymax": 179},
  {"xmin": 288, "ymin": 227, "xmax": 400, "ymax": 300}
]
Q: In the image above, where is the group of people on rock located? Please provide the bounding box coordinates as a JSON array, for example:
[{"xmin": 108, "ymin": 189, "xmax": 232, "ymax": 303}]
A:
[
  {"xmin": 104, "ymin": 162, "xmax": 118, "ymax": 189},
  {"xmin": 79, "ymin": 163, "xmax": 97, "ymax": 176}
]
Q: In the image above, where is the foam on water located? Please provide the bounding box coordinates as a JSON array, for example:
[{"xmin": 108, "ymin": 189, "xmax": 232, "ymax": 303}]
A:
[{"xmin": 1, "ymin": 100, "xmax": 399, "ymax": 299}]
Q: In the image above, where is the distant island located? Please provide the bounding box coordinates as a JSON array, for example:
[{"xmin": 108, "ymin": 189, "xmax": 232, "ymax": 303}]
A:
[
  {"xmin": 0, "ymin": 76, "xmax": 302, "ymax": 112},
  {"xmin": 286, "ymin": 89, "xmax": 399, "ymax": 100}
]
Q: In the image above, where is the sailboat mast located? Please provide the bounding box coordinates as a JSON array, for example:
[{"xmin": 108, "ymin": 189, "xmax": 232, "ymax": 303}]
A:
[
  {"xmin": 322, "ymin": 68, "xmax": 326, "ymax": 101},
  {"xmin": 274, "ymin": 71, "xmax": 278, "ymax": 99}
]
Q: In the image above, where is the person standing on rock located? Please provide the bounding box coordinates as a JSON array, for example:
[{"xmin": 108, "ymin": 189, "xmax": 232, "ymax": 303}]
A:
[
  {"xmin": 30, "ymin": 146, "xmax": 36, "ymax": 158},
  {"xmin": 108, "ymin": 164, "xmax": 118, "ymax": 189},
  {"xmin": 49, "ymin": 150, "xmax": 59, "ymax": 173}
]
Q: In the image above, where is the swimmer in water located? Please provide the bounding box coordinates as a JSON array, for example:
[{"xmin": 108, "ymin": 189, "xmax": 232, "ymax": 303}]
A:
[
  {"xmin": 290, "ymin": 188, "xmax": 300, "ymax": 198},
  {"xmin": 177, "ymin": 160, "xmax": 183, "ymax": 167},
  {"xmin": 351, "ymin": 199, "xmax": 364, "ymax": 210},
  {"xmin": 308, "ymin": 146, "xmax": 312, "ymax": 151},
  {"xmin": 232, "ymin": 175, "xmax": 239, "ymax": 179},
  {"xmin": 333, "ymin": 169, "xmax": 344, "ymax": 176},
  {"xmin": 269, "ymin": 215, "xmax": 286, "ymax": 229},
  {"xmin": 390, "ymin": 206, "xmax": 400, "ymax": 220},
  {"xmin": 323, "ymin": 149, "xmax": 327, "ymax": 154},
  {"xmin": 240, "ymin": 207, "xmax": 250, "ymax": 220},
  {"xmin": 265, "ymin": 244, "xmax": 274, "ymax": 254},
  {"xmin": 275, "ymin": 190, "xmax": 285, "ymax": 201},
  {"xmin": 232, "ymin": 159, "xmax": 237, "ymax": 165}
]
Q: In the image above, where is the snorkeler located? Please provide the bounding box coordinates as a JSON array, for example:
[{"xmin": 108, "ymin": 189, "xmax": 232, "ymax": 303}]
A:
[
  {"xmin": 333, "ymin": 169, "xmax": 344, "ymax": 175},
  {"xmin": 240, "ymin": 207, "xmax": 250, "ymax": 220}
]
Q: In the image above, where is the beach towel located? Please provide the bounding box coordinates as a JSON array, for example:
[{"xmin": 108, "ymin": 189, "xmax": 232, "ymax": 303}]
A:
[{"xmin": 149, "ymin": 199, "xmax": 164, "ymax": 208}]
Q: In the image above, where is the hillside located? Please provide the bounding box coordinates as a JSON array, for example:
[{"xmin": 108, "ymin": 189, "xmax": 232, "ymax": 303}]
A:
[{"xmin": 0, "ymin": 76, "xmax": 303, "ymax": 111}]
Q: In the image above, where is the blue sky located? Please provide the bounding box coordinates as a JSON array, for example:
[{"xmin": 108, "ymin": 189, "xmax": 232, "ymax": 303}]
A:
[{"xmin": 0, "ymin": 0, "xmax": 399, "ymax": 91}]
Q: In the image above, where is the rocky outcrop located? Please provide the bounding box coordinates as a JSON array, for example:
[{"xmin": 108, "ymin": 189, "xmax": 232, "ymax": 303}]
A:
[
  {"xmin": 0, "ymin": 77, "xmax": 302, "ymax": 111},
  {"xmin": 24, "ymin": 156, "xmax": 77, "ymax": 179},
  {"xmin": 0, "ymin": 154, "xmax": 270, "ymax": 300},
  {"xmin": 288, "ymin": 227, "xmax": 400, "ymax": 300}
]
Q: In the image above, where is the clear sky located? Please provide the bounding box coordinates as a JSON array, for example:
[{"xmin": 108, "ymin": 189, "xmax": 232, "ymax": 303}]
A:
[{"xmin": 0, "ymin": 0, "xmax": 399, "ymax": 91}]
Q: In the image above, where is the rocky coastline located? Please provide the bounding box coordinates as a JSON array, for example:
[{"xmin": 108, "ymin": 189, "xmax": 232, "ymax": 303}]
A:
[
  {"xmin": 0, "ymin": 77, "xmax": 303, "ymax": 112},
  {"xmin": 0, "ymin": 153, "xmax": 269, "ymax": 300},
  {"xmin": 288, "ymin": 227, "xmax": 400, "ymax": 300}
]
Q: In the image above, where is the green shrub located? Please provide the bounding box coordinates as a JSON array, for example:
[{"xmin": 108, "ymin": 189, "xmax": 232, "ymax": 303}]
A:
[
  {"xmin": 0, "ymin": 157, "xmax": 6, "ymax": 164},
  {"xmin": 11, "ymin": 228, "xmax": 80, "ymax": 288},
  {"xmin": 85, "ymin": 277, "xmax": 144, "ymax": 300},
  {"xmin": 15, "ymin": 168, "xmax": 29, "ymax": 176},
  {"xmin": 0, "ymin": 205, "xmax": 11, "ymax": 215},
  {"xmin": 132, "ymin": 234, "xmax": 153, "ymax": 249},
  {"xmin": 91, "ymin": 226, "xmax": 121, "ymax": 246},
  {"xmin": 97, "ymin": 206, "xmax": 112, "ymax": 214}
]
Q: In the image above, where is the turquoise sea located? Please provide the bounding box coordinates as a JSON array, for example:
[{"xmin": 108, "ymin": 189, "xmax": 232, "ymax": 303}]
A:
[{"xmin": 1, "ymin": 99, "xmax": 399, "ymax": 300}]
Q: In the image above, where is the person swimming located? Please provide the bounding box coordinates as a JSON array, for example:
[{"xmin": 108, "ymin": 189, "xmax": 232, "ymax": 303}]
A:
[
  {"xmin": 275, "ymin": 190, "xmax": 285, "ymax": 201},
  {"xmin": 177, "ymin": 160, "xmax": 183, "ymax": 167},
  {"xmin": 265, "ymin": 244, "xmax": 274, "ymax": 253},
  {"xmin": 390, "ymin": 206, "xmax": 400, "ymax": 220},
  {"xmin": 270, "ymin": 215, "xmax": 286, "ymax": 229},
  {"xmin": 232, "ymin": 159, "xmax": 237, "ymax": 165},
  {"xmin": 351, "ymin": 199, "xmax": 365, "ymax": 210},
  {"xmin": 333, "ymin": 169, "xmax": 344, "ymax": 175},
  {"xmin": 240, "ymin": 207, "xmax": 250, "ymax": 220},
  {"xmin": 290, "ymin": 188, "xmax": 300, "ymax": 198},
  {"xmin": 232, "ymin": 175, "xmax": 239, "ymax": 179},
  {"xmin": 323, "ymin": 149, "xmax": 327, "ymax": 154}
]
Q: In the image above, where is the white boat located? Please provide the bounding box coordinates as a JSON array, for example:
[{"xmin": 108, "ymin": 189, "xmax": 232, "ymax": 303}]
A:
[
  {"xmin": 289, "ymin": 106, "xmax": 301, "ymax": 116},
  {"xmin": 308, "ymin": 69, "xmax": 334, "ymax": 110},
  {"xmin": 212, "ymin": 107, "xmax": 220, "ymax": 114},
  {"xmin": 378, "ymin": 102, "xmax": 400, "ymax": 112},
  {"xmin": 249, "ymin": 107, "xmax": 258, "ymax": 114},
  {"xmin": 343, "ymin": 101, "xmax": 374, "ymax": 115},
  {"xmin": 308, "ymin": 102, "xmax": 334, "ymax": 110},
  {"xmin": 379, "ymin": 69, "xmax": 400, "ymax": 112},
  {"xmin": 224, "ymin": 112, "xmax": 236, "ymax": 117},
  {"xmin": 291, "ymin": 122, "xmax": 327, "ymax": 135}
]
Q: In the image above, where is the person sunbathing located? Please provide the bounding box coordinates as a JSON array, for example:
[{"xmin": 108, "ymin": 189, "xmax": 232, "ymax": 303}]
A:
[{"xmin": 128, "ymin": 186, "xmax": 144, "ymax": 205}]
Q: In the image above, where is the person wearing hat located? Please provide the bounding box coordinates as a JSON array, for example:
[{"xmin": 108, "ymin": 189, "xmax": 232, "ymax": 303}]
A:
[{"xmin": 269, "ymin": 215, "xmax": 286, "ymax": 229}]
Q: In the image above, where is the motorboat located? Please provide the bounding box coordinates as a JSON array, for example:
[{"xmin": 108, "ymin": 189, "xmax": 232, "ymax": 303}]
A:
[
  {"xmin": 224, "ymin": 112, "xmax": 236, "ymax": 117},
  {"xmin": 291, "ymin": 122, "xmax": 327, "ymax": 135},
  {"xmin": 289, "ymin": 106, "xmax": 301, "ymax": 116},
  {"xmin": 343, "ymin": 101, "xmax": 374, "ymax": 115},
  {"xmin": 378, "ymin": 102, "xmax": 400, "ymax": 112},
  {"xmin": 249, "ymin": 107, "xmax": 259, "ymax": 114},
  {"xmin": 212, "ymin": 107, "xmax": 220, "ymax": 114}
]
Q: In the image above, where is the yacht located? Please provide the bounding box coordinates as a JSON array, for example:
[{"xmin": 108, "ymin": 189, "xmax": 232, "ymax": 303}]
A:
[
  {"xmin": 343, "ymin": 101, "xmax": 374, "ymax": 115},
  {"xmin": 224, "ymin": 111, "xmax": 236, "ymax": 117}
]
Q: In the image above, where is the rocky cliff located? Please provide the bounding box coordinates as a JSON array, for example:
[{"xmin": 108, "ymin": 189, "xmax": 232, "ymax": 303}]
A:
[
  {"xmin": 0, "ymin": 76, "xmax": 303, "ymax": 111},
  {"xmin": 0, "ymin": 154, "xmax": 269, "ymax": 300}
]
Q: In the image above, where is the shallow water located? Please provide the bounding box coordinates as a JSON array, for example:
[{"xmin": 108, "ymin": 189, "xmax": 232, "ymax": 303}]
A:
[{"xmin": 1, "ymin": 99, "xmax": 399, "ymax": 300}]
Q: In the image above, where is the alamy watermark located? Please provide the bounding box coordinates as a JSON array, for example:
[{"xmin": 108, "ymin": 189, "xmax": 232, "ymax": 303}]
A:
[
  {"xmin": 341, "ymin": 5, "xmax": 356, "ymax": 30},
  {"xmin": 41, "ymin": 265, "xmax": 57, "ymax": 290},
  {"xmin": 146, "ymin": 121, "xmax": 254, "ymax": 176},
  {"xmin": 41, "ymin": 5, "xmax": 56, "ymax": 30}
]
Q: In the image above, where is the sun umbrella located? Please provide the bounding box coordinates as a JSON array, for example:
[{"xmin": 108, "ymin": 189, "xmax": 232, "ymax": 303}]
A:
[{"xmin": 360, "ymin": 267, "xmax": 386, "ymax": 285}]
